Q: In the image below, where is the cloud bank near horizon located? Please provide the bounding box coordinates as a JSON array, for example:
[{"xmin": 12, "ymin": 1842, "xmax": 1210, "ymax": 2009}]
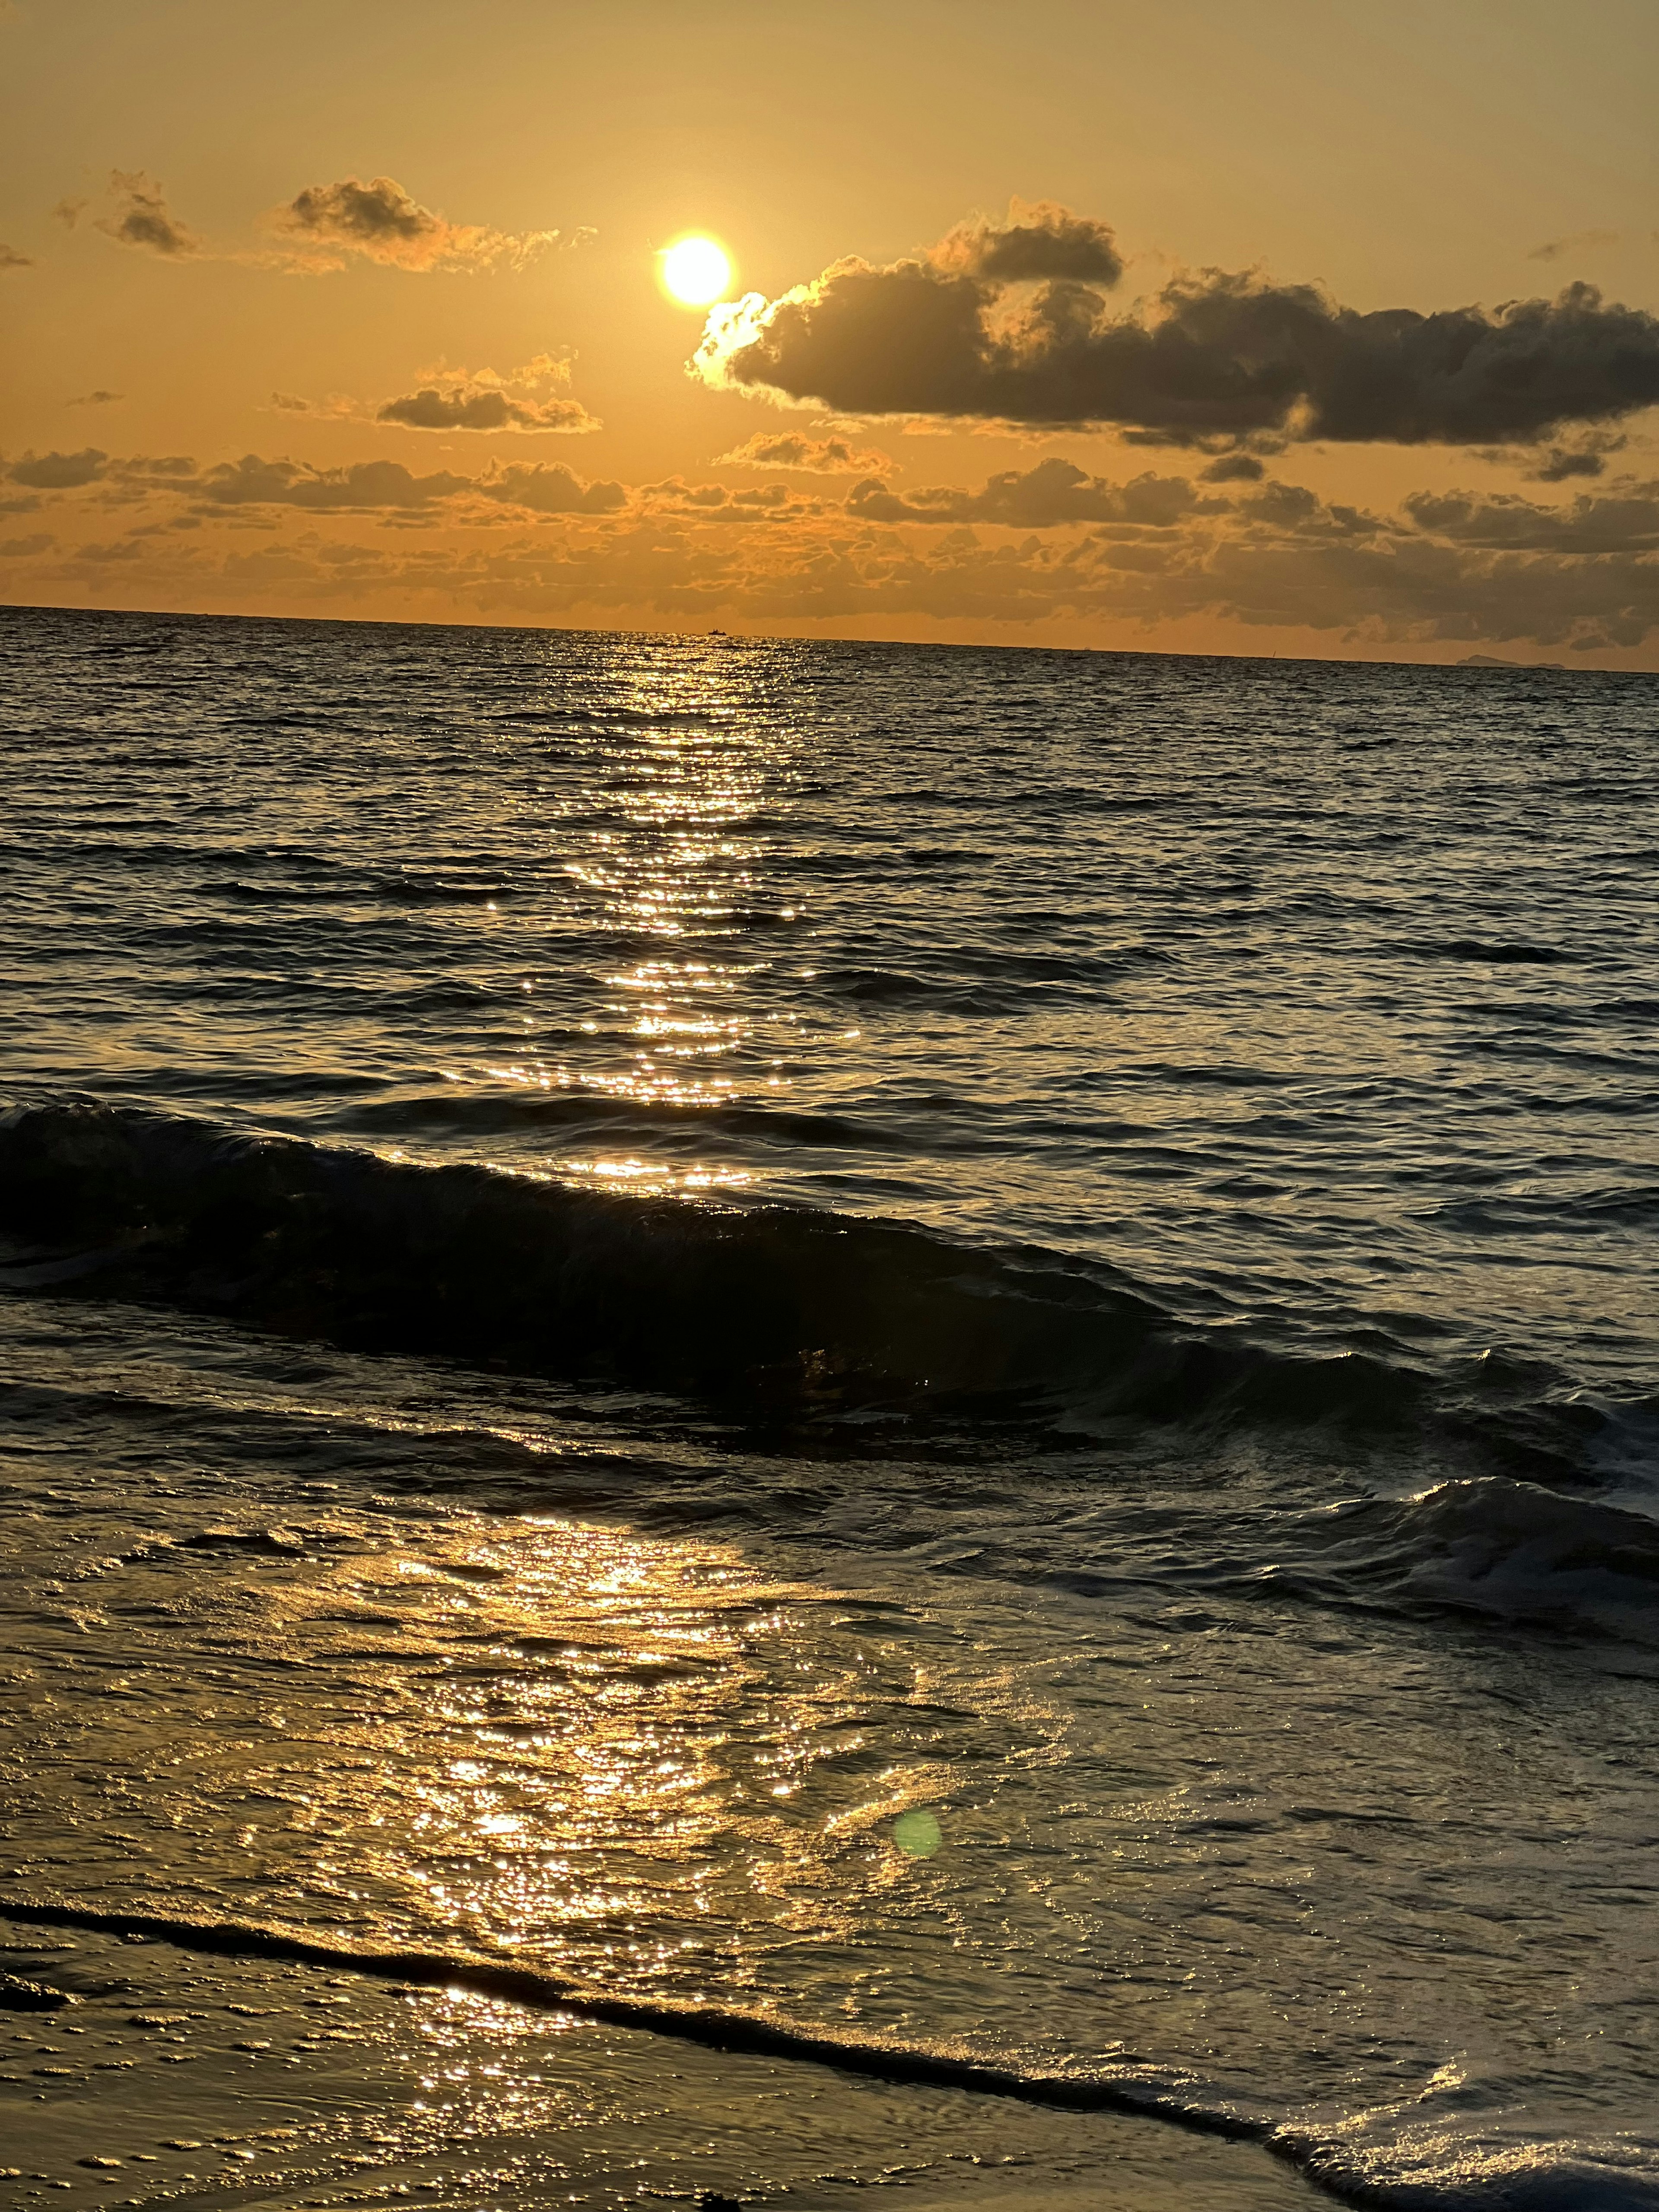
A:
[{"xmin": 4, "ymin": 441, "xmax": 1657, "ymax": 654}]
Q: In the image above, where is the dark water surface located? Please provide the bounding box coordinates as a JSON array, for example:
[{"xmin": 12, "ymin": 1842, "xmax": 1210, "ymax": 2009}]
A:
[{"xmin": 1, "ymin": 604, "xmax": 1656, "ymax": 2209}]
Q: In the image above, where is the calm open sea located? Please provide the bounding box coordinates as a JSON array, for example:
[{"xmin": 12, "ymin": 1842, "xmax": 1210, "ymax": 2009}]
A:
[{"xmin": 1, "ymin": 604, "xmax": 1656, "ymax": 2209}]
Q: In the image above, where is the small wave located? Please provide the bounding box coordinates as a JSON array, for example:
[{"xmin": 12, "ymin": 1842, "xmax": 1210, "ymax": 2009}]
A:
[{"xmin": 1278, "ymin": 1476, "xmax": 1659, "ymax": 1640}]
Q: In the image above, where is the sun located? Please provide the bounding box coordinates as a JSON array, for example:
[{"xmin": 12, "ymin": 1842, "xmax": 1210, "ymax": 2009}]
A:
[{"xmin": 660, "ymin": 235, "xmax": 733, "ymax": 308}]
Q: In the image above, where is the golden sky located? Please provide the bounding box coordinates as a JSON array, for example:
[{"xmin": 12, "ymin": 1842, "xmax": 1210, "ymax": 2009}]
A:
[{"xmin": 3, "ymin": 0, "xmax": 1657, "ymax": 662}]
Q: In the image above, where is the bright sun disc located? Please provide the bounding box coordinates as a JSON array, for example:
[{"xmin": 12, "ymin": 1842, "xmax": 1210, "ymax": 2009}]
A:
[{"xmin": 661, "ymin": 236, "xmax": 732, "ymax": 308}]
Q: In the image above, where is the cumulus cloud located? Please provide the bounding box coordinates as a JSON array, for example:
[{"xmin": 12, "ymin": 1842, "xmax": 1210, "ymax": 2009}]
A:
[
  {"xmin": 640, "ymin": 477, "xmax": 828, "ymax": 523},
  {"xmin": 715, "ymin": 431, "xmax": 895, "ymax": 474},
  {"xmin": 194, "ymin": 456, "xmax": 472, "ymax": 510},
  {"xmin": 6, "ymin": 448, "xmax": 109, "ymax": 488},
  {"xmin": 478, "ymin": 461, "xmax": 625, "ymax": 514},
  {"xmin": 696, "ymin": 207, "xmax": 1659, "ymax": 449},
  {"xmin": 271, "ymin": 174, "xmax": 572, "ymax": 273},
  {"xmin": 931, "ymin": 200, "xmax": 1125, "ymax": 285},
  {"xmin": 845, "ymin": 458, "xmax": 1220, "ymax": 528},
  {"xmin": 377, "ymin": 354, "xmax": 598, "ymax": 432},
  {"xmin": 95, "ymin": 171, "xmax": 200, "ymax": 257},
  {"xmin": 376, "ymin": 386, "xmax": 590, "ymax": 431},
  {"xmin": 1, "ymin": 244, "xmax": 33, "ymax": 270},
  {"xmin": 1201, "ymin": 452, "xmax": 1267, "ymax": 483}
]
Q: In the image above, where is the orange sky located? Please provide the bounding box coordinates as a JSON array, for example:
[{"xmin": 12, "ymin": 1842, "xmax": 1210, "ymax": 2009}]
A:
[{"xmin": 3, "ymin": 0, "xmax": 1657, "ymax": 663}]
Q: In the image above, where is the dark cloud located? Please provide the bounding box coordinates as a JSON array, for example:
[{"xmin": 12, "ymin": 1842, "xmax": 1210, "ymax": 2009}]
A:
[
  {"xmin": 95, "ymin": 172, "xmax": 200, "ymax": 257},
  {"xmin": 933, "ymin": 200, "xmax": 1124, "ymax": 286},
  {"xmin": 1200, "ymin": 452, "xmax": 1267, "ymax": 483},
  {"xmin": 845, "ymin": 458, "xmax": 1217, "ymax": 528},
  {"xmin": 1401, "ymin": 483, "xmax": 1659, "ymax": 554},
  {"xmin": 0, "ymin": 244, "xmax": 32, "ymax": 270},
  {"xmin": 1526, "ymin": 429, "xmax": 1627, "ymax": 481},
  {"xmin": 66, "ymin": 389, "xmax": 123, "ymax": 408},
  {"xmin": 376, "ymin": 385, "xmax": 597, "ymax": 432},
  {"xmin": 478, "ymin": 462, "xmax": 625, "ymax": 514},
  {"xmin": 7, "ymin": 448, "xmax": 109, "ymax": 488},
  {"xmin": 273, "ymin": 174, "xmax": 566, "ymax": 273},
  {"xmin": 698, "ymin": 209, "xmax": 1659, "ymax": 448},
  {"xmin": 716, "ymin": 431, "xmax": 894, "ymax": 474},
  {"xmin": 196, "ymin": 456, "xmax": 470, "ymax": 509}
]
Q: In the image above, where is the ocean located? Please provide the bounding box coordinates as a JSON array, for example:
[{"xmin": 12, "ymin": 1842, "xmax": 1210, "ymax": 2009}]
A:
[{"xmin": 0, "ymin": 602, "xmax": 1655, "ymax": 2211}]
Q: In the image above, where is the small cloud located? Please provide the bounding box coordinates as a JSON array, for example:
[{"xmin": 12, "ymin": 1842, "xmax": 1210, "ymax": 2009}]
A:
[
  {"xmin": 270, "ymin": 174, "xmax": 571, "ymax": 274},
  {"xmin": 477, "ymin": 460, "xmax": 626, "ymax": 513},
  {"xmin": 0, "ymin": 243, "xmax": 32, "ymax": 270},
  {"xmin": 1527, "ymin": 429, "xmax": 1627, "ymax": 481},
  {"xmin": 716, "ymin": 431, "xmax": 895, "ymax": 475},
  {"xmin": 280, "ymin": 354, "xmax": 599, "ymax": 433},
  {"xmin": 378, "ymin": 386, "xmax": 597, "ymax": 431},
  {"xmin": 95, "ymin": 171, "xmax": 200, "ymax": 257},
  {"xmin": 1200, "ymin": 452, "xmax": 1266, "ymax": 483},
  {"xmin": 50, "ymin": 197, "xmax": 87, "ymax": 228},
  {"xmin": 66, "ymin": 389, "xmax": 124, "ymax": 407},
  {"xmin": 931, "ymin": 198, "xmax": 1125, "ymax": 286},
  {"xmin": 6, "ymin": 447, "xmax": 109, "ymax": 488},
  {"xmin": 1527, "ymin": 229, "xmax": 1620, "ymax": 262},
  {"xmin": 196, "ymin": 454, "xmax": 470, "ymax": 510}
]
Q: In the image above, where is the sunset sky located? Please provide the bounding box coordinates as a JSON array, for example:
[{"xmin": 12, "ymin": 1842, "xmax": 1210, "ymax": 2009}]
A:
[{"xmin": 3, "ymin": 0, "xmax": 1657, "ymax": 663}]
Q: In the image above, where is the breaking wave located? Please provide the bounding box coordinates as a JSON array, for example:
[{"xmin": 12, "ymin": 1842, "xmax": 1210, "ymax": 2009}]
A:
[{"xmin": 0, "ymin": 1099, "xmax": 1643, "ymax": 1478}]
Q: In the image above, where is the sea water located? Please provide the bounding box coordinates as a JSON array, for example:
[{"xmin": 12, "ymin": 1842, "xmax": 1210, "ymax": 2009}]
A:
[{"xmin": 0, "ymin": 604, "xmax": 1656, "ymax": 2209}]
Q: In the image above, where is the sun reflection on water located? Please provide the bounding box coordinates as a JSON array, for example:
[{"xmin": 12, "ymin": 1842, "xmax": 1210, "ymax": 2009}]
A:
[
  {"xmin": 273, "ymin": 1511, "xmax": 959, "ymax": 1994},
  {"xmin": 448, "ymin": 639, "xmax": 809, "ymax": 1195}
]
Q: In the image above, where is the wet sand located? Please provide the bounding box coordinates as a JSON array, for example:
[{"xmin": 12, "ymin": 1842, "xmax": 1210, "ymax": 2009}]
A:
[{"xmin": 0, "ymin": 1929, "xmax": 1316, "ymax": 2211}]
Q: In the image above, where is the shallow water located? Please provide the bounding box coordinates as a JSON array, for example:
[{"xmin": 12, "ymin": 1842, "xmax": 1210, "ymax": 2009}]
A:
[{"xmin": 1, "ymin": 604, "xmax": 1656, "ymax": 2208}]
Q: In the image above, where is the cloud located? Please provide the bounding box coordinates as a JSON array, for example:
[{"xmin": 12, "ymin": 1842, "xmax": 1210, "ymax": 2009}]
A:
[
  {"xmin": 156, "ymin": 451, "xmax": 624, "ymax": 516},
  {"xmin": 6, "ymin": 448, "xmax": 109, "ymax": 488},
  {"xmin": 375, "ymin": 353, "xmax": 598, "ymax": 432},
  {"xmin": 1400, "ymin": 482, "xmax": 1659, "ymax": 554},
  {"xmin": 196, "ymin": 455, "xmax": 471, "ymax": 510},
  {"xmin": 1200, "ymin": 452, "xmax": 1267, "ymax": 483},
  {"xmin": 640, "ymin": 477, "xmax": 829, "ymax": 522},
  {"xmin": 478, "ymin": 461, "xmax": 625, "ymax": 513},
  {"xmin": 931, "ymin": 199, "xmax": 1125, "ymax": 286},
  {"xmin": 715, "ymin": 431, "xmax": 895, "ymax": 474},
  {"xmin": 845, "ymin": 457, "xmax": 1219, "ymax": 528},
  {"xmin": 0, "ymin": 244, "xmax": 32, "ymax": 270},
  {"xmin": 95, "ymin": 171, "xmax": 200, "ymax": 257},
  {"xmin": 271, "ymin": 174, "xmax": 571, "ymax": 273},
  {"xmin": 12, "ymin": 439, "xmax": 1656, "ymax": 657},
  {"xmin": 66, "ymin": 389, "xmax": 124, "ymax": 408},
  {"xmin": 1528, "ymin": 229, "xmax": 1620, "ymax": 262},
  {"xmin": 377, "ymin": 387, "xmax": 595, "ymax": 431},
  {"xmin": 696, "ymin": 208, "xmax": 1659, "ymax": 448},
  {"xmin": 50, "ymin": 197, "xmax": 87, "ymax": 229}
]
